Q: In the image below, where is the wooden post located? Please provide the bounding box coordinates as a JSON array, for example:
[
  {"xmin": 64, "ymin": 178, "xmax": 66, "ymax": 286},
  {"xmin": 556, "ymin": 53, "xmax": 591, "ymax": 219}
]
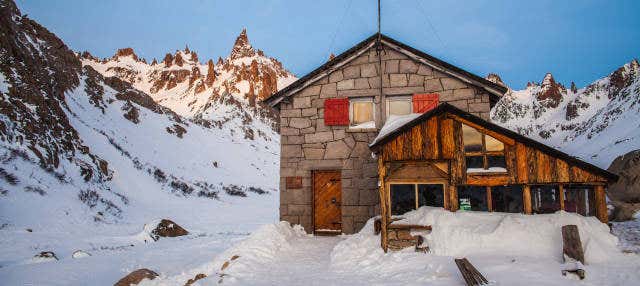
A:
[
  {"xmin": 449, "ymin": 185, "xmax": 458, "ymax": 211},
  {"xmin": 594, "ymin": 185, "xmax": 608, "ymax": 223},
  {"xmin": 377, "ymin": 156, "xmax": 389, "ymax": 252},
  {"xmin": 561, "ymin": 225, "xmax": 586, "ymax": 279},
  {"xmin": 486, "ymin": 186, "xmax": 493, "ymax": 212},
  {"xmin": 559, "ymin": 185, "xmax": 565, "ymax": 211},
  {"xmin": 523, "ymin": 185, "xmax": 532, "ymax": 214}
]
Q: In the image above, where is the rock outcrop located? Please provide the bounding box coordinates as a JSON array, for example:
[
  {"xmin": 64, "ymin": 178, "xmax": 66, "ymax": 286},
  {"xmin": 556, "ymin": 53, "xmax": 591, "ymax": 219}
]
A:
[
  {"xmin": 608, "ymin": 149, "xmax": 640, "ymax": 202},
  {"xmin": 114, "ymin": 269, "xmax": 158, "ymax": 286}
]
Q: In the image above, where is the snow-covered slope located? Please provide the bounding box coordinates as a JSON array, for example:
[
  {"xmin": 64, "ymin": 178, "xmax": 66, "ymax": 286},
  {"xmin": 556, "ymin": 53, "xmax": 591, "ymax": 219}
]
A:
[
  {"xmin": 491, "ymin": 60, "xmax": 640, "ymax": 168},
  {"xmin": 81, "ymin": 29, "xmax": 297, "ymax": 141}
]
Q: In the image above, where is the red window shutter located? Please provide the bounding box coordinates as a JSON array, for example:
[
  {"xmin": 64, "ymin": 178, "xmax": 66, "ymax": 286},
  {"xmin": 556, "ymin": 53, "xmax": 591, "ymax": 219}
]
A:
[
  {"xmin": 324, "ymin": 98, "xmax": 349, "ymax": 125},
  {"xmin": 412, "ymin": 93, "xmax": 439, "ymax": 113}
]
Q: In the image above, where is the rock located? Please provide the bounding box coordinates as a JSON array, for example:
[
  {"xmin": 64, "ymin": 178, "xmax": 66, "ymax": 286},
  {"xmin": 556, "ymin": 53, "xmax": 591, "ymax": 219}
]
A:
[
  {"xmin": 72, "ymin": 250, "xmax": 91, "ymax": 259},
  {"xmin": 184, "ymin": 273, "xmax": 207, "ymax": 286},
  {"xmin": 114, "ymin": 269, "xmax": 159, "ymax": 286},
  {"xmin": 34, "ymin": 251, "xmax": 58, "ymax": 261},
  {"xmin": 146, "ymin": 219, "xmax": 189, "ymax": 241},
  {"xmin": 610, "ymin": 202, "xmax": 640, "ymax": 221},
  {"xmin": 608, "ymin": 149, "xmax": 640, "ymax": 202}
]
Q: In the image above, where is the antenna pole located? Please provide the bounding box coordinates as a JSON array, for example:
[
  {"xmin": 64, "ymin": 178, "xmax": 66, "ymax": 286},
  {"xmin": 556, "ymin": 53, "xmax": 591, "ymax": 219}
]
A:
[{"xmin": 376, "ymin": 0, "xmax": 385, "ymax": 127}]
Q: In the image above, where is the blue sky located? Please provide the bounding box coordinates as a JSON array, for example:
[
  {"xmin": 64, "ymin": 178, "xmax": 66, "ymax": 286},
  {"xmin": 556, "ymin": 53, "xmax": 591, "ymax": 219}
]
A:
[{"xmin": 16, "ymin": 0, "xmax": 640, "ymax": 89}]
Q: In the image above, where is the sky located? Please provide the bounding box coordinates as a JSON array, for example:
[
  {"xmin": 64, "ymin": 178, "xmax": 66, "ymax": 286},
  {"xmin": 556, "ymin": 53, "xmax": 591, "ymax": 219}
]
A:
[{"xmin": 15, "ymin": 0, "xmax": 640, "ymax": 89}]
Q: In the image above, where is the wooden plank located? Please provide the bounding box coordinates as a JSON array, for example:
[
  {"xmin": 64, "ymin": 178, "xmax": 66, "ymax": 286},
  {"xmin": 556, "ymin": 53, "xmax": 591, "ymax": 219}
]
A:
[
  {"xmin": 427, "ymin": 117, "xmax": 439, "ymax": 159},
  {"xmin": 559, "ymin": 185, "xmax": 565, "ymax": 211},
  {"xmin": 595, "ymin": 185, "xmax": 608, "ymax": 223},
  {"xmin": 452, "ymin": 121, "xmax": 466, "ymax": 184},
  {"xmin": 523, "ymin": 185, "xmax": 532, "ymax": 214},
  {"xmin": 536, "ymin": 150, "xmax": 552, "ymax": 182},
  {"xmin": 410, "ymin": 124, "xmax": 422, "ymax": 160},
  {"xmin": 486, "ymin": 186, "xmax": 493, "ymax": 212},
  {"xmin": 387, "ymin": 224, "xmax": 432, "ymax": 231},
  {"xmin": 526, "ymin": 147, "xmax": 538, "ymax": 183},
  {"xmin": 454, "ymin": 258, "xmax": 489, "ymax": 286},
  {"xmin": 449, "ymin": 185, "xmax": 459, "ymax": 211},
  {"xmin": 515, "ymin": 143, "xmax": 528, "ymax": 183},
  {"xmin": 466, "ymin": 175, "xmax": 510, "ymax": 186},
  {"xmin": 377, "ymin": 156, "xmax": 389, "ymax": 252},
  {"xmin": 556, "ymin": 159, "xmax": 570, "ymax": 183},
  {"xmin": 561, "ymin": 225, "xmax": 586, "ymax": 280},
  {"xmin": 441, "ymin": 118, "xmax": 455, "ymax": 159}
]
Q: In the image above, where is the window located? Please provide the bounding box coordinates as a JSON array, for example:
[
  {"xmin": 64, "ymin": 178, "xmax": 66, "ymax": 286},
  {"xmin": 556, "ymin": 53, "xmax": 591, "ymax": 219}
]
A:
[
  {"xmin": 531, "ymin": 185, "xmax": 561, "ymax": 214},
  {"xmin": 564, "ymin": 185, "xmax": 596, "ymax": 216},
  {"xmin": 491, "ymin": 185, "xmax": 523, "ymax": 213},
  {"xmin": 462, "ymin": 124, "xmax": 507, "ymax": 172},
  {"xmin": 386, "ymin": 96, "xmax": 412, "ymax": 117},
  {"xmin": 457, "ymin": 186, "xmax": 488, "ymax": 211},
  {"xmin": 390, "ymin": 183, "xmax": 445, "ymax": 215},
  {"xmin": 349, "ymin": 98, "xmax": 374, "ymax": 128}
]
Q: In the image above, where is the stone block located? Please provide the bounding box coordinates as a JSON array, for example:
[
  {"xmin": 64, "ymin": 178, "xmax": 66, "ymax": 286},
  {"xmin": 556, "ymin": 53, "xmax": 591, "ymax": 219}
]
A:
[
  {"xmin": 354, "ymin": 78, "xmax": 370, "ymax": 89},
  {"xmin": 305, "ymin": 131, "xmax": 334, "ymax": 143},
  {"xmin": 300, "ymin": 85, "xmax": 321, "ymax": 97},
  {"xmin": 389, "ymin": 74, "xmax": 407, "ymax": 87},
  {"xmin": 282, "ymin": 145, "xmax": 302, "ymax": 158},
  {"xmin": 329, "ymin": 70, "xmax": 343, "ymax": 83},
  {"xmin": 337, "ymin": 79, "xmax": 355, "ymax": 90},
  {"xmin": 451, "ymin": 88, "xmax": 475, "ymax": 100},
  {"xmin": 311, "ymin": 98, "xmax": 324, "ymax": 108},
  {"xmin": 293, "ymin": 96, "xmax": 311, "ymax": 109},
  {"xmin": 368, "ymin": 77, "xmax": 381, "ymax": 88},
  {"xmin": 324, "ymin": 140, "xmax": 350, "ymax": 159},
  {"xmin": 304, "ymin": 148, "xmax": 324, "ymax": 159},
  {"xmin": 280, "ymin": 127, "xmax": 300, "ymax": 136},
  {"xmin": 338, "ymin": 88, "xmax": 379, "ymax": 97},
  {"xmin": 441, "ymin": 77, "xmax": 467, "ymax": 90},
  {"xmin": 382, "ymin": 49, "xmax": 406, "ymax": 60},
  {"xmin": 289, "ymin": 117, "xmax": 311, "ymax": 129},
  {"xmin": 282, "ymin": 215, "xmax": 299, "ymax": 225},
  {"xmin": 280, "ymin": 108, "xmax": 301, "ymax": 118},
  {"xmin": 424, "ymin": 78, "xmax": 443, "ymax": 93},
  {"xmin": 333, "ymin": 129, "xmax": 346, "ymax": 140},
  {"xmin": 280, "ymin": 204, "xmax": 288, "ymax": 216},
  {"xmin": 343, "ymin": 65, "xmax": 360, "ymax": 79},
  {"xmin": 447, "ymin": 99, "xmax": 468, "ymax": 110},
  {"xmin": 342, "ymin": 188, "xmax": 359, "ymax": 205},
  {"xmin": 280, "ymin": 117, "xmax": 288, "ymax": 127},
  {"xmin": 361, "ymin": 63, "xmax": 377, "ymax": 77},
  {"xmin": 399, "ymin": 60, "xmax": 418, "ymax": 73},
  {"xmin": 342, "ymin": 216, "xmax": 355, "ymax": 234},
  {"xmin": 300, "ymin": 127, "xmax": 316, "ymax": 134},
  {"xmin": 383, "ymin": 86, "xmax": 424, "ymax": 95},
  {"xmin": 351, "ymin": 54, "xmax": 369, "ymax": 65},
  {"xmin": 408, "ymin": 74, "xmax": 424, "ymax": 86},
  {"xmin": 417, "ymin": 64, "xmax": 433, "ymax": 76},
  {"xmin": 469, "ymin": 102, "xmax": 489, "ymax": 113},
  {"xmin": 320, "ymin": 83, "xmax": 337, "ymax": 98},
  {"xmin": 288, "ymin": 204, "xmax": 310, "ymax": 215},
  {"xmin": 384, "ymin": 60, "xmax": 399, "ymax": 73},
  {"xmin": 287, "ymin": 135, "xmax": 304, "ymax": 145},
  {"xmin": 299, "ymin": 215, "xmax": 312, "ymax": 232},
  {"xmin": 350, "ymin": 141, "xmax": 370, "ymax": 158},
  {"xmin": 301, "ymin": 107, "xmax": 317, "ymax": 117}
]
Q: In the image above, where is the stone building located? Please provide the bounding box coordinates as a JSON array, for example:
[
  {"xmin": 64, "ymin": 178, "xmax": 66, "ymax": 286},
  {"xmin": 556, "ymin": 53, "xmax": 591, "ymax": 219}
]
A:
[{"xmin": 263, "ymin": 34, "xmax": 509, "ymax": 234}]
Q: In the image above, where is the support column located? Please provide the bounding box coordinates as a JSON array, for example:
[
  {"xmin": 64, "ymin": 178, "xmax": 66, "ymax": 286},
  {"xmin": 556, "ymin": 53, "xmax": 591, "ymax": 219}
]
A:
[
  {"xmin": 523, "ymin": 185, "xmax": 532, "ymax": 214},
  {"xmin": 595, "ymin": 185, "xmax": 608, "ymax": 223},
  {"xmin": 449, "ymin": 185, "xmax": 458, "ymax": 211},
  {"xmin": 377, "ymin": 156, "xmax": 389, "ymax": 252},
  {"xmin": 559, "ymin": 185, "xmax": 565, "ymax": 211},
  {"xmin": 486, "ymin": 186, "xmax": 493, "ymax": 212}
]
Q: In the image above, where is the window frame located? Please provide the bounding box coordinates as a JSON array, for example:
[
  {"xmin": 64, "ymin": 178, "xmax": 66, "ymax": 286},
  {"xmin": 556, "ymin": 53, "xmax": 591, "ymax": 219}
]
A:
[
  {"xmin": 388, "ymin": 181, "xmax": 447, "ymax": 215},
  {"xmin": 385, "ymin": 95, "xmax": 413, "ymax": 118},
  {"xmin": 462, "ymin": 124, "xmax": 507, "ymax": 173},
  {"xmin": 348, "ymin": 97, "xmax": 375, "ymax": 128}
]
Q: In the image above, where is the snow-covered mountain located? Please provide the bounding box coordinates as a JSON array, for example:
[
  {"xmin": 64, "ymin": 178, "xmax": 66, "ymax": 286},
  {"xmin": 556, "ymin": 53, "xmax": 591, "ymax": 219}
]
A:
[
  {"xmin": 0, "ymin": 0, "xmax": 288, "ymax": 229},
  {"xmin": 491, "ymin": 59, "xmax": 640, "ymax": 168},
  {"xmin": 81, "ymin": 29, "xmax": 296, "ymax": 141}
]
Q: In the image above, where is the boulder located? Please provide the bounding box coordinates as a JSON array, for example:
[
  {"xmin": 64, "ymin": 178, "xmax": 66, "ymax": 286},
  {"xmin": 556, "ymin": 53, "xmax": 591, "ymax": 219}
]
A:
[
  {"xmin": 114, "ymin": 269, "xmax": 158, "ymax": 286},
  {"xmin": 146, "ymin": 219, "xmax": 189, "ymax": 241},
  {"xmin": 608, "ymin": 149, "xmax": 640, "ymax": 202},
  {"xmin": 33, "ymin": 251, "xmax": 58, "ymax": 261},
  {"xmin": 72, "ymin": 250, "xmax": 91, "ymax": 259},
  {"xmin": 610, "ymin": 202, "xmax": 640, "ymax": 222}
]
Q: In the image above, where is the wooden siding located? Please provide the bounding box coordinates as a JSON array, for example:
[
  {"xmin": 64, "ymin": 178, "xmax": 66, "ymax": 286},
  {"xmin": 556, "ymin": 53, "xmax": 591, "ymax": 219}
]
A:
[{"xmin": 378, "ymin": 112, "xmax": 609, "ymax": 185}]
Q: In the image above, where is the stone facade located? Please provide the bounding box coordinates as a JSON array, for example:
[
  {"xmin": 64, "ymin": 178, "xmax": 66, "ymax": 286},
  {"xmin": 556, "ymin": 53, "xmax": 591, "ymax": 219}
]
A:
[{"xmin": 279, "ymin": 45, "xmax": 493, "ymax": 234}]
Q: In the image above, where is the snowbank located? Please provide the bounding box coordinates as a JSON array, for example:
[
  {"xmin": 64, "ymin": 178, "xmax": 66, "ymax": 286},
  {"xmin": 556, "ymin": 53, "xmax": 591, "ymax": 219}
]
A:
[{"xmin": 333, "ymin": 207, "xmax": 621, "ymax": 266}]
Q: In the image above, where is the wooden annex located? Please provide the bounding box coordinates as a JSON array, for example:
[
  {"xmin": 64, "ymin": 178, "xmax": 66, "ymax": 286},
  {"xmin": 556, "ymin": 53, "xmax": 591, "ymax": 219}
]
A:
[{"xmin": 369, "ymin": 103, "xmax": 618, "ymax": 252}]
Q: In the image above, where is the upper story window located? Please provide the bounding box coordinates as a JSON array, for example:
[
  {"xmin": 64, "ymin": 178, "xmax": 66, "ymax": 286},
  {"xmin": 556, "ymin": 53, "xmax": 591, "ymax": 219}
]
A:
[
  {"xmin": 386, "ymin": 96, "xmax": 412, "ymax": 117},
  {"xmin": 349, "ymin": 97, "xmax": 375, "ymax": 129},
  {"xmin": 462, "ymin": 123, "xmax": 507, "ymax": 173}
]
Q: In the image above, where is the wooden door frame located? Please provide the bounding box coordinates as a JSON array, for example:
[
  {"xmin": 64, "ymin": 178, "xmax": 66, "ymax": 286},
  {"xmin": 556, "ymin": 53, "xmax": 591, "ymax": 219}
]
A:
[{"xmin": 311, "ymin": 169, "xmax": 343, "ymax": 235}]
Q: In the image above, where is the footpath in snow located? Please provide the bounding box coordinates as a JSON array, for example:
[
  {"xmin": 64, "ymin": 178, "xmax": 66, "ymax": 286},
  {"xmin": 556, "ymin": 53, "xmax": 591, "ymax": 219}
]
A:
[{"xmin": 149, "ymin": 207, "xmax": 640, "ymax": 286}]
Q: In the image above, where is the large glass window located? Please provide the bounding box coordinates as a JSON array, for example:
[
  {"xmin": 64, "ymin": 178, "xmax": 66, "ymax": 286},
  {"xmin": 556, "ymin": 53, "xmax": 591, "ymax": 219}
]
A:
[
  {"xmin": 349, "ymin": 98, "xmax": 374, "ymax": 128},
  {"xmin": 491, "ymin": 185, "xmax": 523, "ymax": 213},
  {"xmin": 390, "ymin": 183, "xmax": 445, "ymax": 215},
  {"xmin": 386, "ymin": 96, "xmax": 412, "ymax": 117},
  {"xmin": 457, "ymin": 186, "xmax": 488, "ymax": 211},
  {"xmin": 462, "ymin": 124, "xmax": 507, "ymax": 172},
  {"xmin": 418, "ymin": 184, "xmax": 445, "ymax": 208},
  {"xmin": 531, "ymin": 185, "xmax": 561, "ymax": 214},
  {"xmin": 564, "ymin": 185, "xmax": 596, "ymax": 216}
]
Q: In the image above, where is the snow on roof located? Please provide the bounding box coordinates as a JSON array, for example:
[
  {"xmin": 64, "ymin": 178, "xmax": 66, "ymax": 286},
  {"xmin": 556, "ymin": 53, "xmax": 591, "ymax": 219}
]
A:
[{"xmin": 369, "ymin": 113, "xmax": 422, "ymax": 147}]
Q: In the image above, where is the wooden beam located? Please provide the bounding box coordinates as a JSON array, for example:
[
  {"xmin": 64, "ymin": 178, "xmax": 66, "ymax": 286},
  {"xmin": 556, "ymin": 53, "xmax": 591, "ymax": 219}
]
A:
[
  {"xmin": 486, "ymin": 186, "xmax": 493, "ymax": 212},
  {"xmin": 377, "ymin": 156, "xmax": 389, "ymax": 252},
  {"xmin": 559, "ymin": 185, "xmax": 565, "ymax": 211},
  {"xmin": 449, "ymin": 185, "xmax": 459, "ymax": 211},
  {"xmin": 523, "ymin": 185, "xmax": 532, "ymax": 214},
  {"xmin": 449, "ymin": 115, "xmax": 516, "ymax": 146},
  {"xmin": 594, "ymin": 185, "xmax": 608, "ymax": 223}
]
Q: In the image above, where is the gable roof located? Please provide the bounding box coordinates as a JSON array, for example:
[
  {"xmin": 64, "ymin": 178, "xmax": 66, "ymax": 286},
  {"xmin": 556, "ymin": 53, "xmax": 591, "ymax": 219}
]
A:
[
  {"xmin": 369, "ymin": 103, "xmax": 618, "ymax": 182},
  {"xmin": 263, "ymin": 33, "xmax": 509, "ymax": 107}
]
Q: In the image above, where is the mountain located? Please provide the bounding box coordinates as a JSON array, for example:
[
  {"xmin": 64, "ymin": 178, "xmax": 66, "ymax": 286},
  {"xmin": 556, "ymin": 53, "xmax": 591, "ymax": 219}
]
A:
[
  {"xmin": 80, "ymin": 29, "xmax": 296, "ymax": 141},
  {"xmin": 491, "ymin": 59, "xmax": 640, "ymax": 168},
  {"xmin": 0, "ymin": 0, "xmax": 285, "ymax": 230}
]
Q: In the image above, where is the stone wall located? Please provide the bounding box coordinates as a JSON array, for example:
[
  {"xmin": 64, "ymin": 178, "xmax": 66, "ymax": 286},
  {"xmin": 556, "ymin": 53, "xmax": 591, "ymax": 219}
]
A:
[{"xmin": 279, "ymin": 45, "xmax": 493, "ymax": 234}]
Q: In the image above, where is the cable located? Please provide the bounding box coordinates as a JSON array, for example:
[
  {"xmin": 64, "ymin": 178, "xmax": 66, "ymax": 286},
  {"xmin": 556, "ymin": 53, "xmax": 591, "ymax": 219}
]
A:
[
  {"xmin": 413, "ymin": 0, "xmax": 447, "ymax": 50},
  {"xmin": 327, "ymin": 0, "xmax": 355, "ymax": 59}
]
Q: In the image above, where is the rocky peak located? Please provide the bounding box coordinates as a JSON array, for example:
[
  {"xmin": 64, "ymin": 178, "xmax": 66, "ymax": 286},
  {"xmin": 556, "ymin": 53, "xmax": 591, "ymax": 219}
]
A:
[
  {"xmin": 536, "ymin": 73, "xmax": 565, "ymax": 108},
  {"xmin": 485, "ymin": 73, "xmax": 506, "ymax": 87},
  {"xmin": 229, "ymin": 28, "xmax": 255, "ymax": 60},
  {"xmin": 608, "ymin": 59, "xmax": 640, "ymax": 97},
  {"xmin": 114, "ymin": 47, "xmax": 139, "ymax": 61}
]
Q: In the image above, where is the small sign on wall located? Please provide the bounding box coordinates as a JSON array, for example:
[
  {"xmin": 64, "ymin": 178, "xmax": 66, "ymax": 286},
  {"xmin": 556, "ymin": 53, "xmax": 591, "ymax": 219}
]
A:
[{"xmin": 286, "ymin": 177, "xmax": 303, "ymax": 189}]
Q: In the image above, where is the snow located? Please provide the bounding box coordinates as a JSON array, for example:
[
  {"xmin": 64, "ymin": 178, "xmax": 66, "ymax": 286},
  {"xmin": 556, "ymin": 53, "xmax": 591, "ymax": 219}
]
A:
[
  {"xmin": 467, "ymin": 167, "xmax": 507, "ymax": 173},
  {"xmin": 135, "ymin": 208, "xmax": 640, "ymax": 286},
  {"xmin": 349, "ymin": 120, "xmax": 376, "ymax": 130},
  {"xmin": 370, "ymin": 113, "xmax": 422, "ymax": 146}
]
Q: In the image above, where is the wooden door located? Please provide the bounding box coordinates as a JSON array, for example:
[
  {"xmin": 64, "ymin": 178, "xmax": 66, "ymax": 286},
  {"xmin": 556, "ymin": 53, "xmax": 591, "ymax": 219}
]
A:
[{"xmin": 313, "ymin": 170, "xmax": 342, "ymax": 234}]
